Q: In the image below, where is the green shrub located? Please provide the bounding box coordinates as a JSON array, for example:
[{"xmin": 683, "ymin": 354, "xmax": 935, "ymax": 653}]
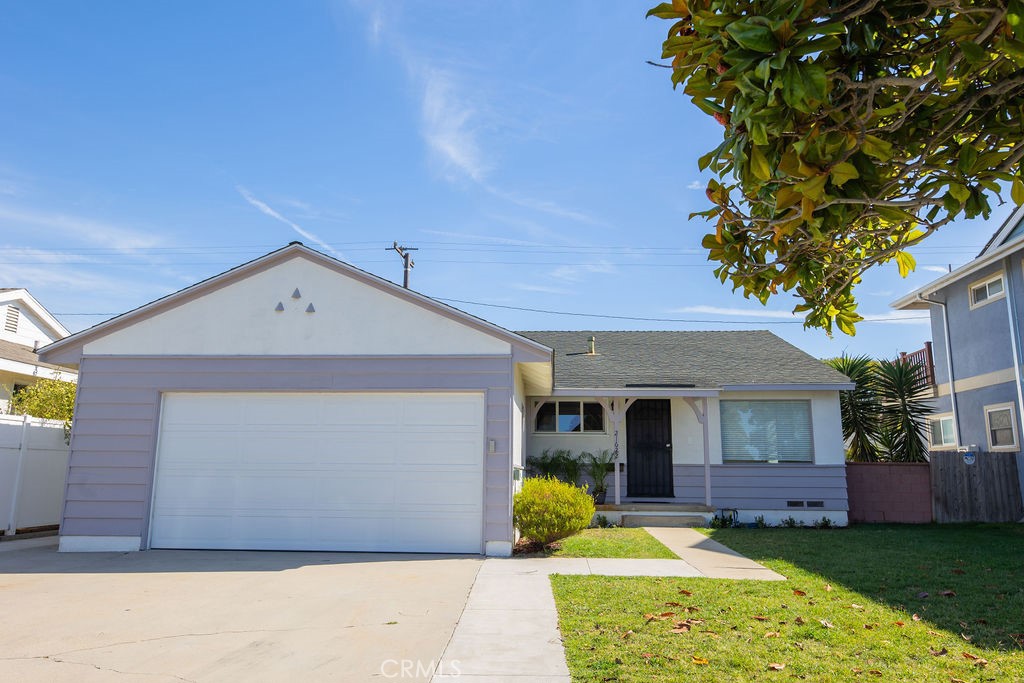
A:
[{"xmin": 513, "ymin": 477, "xmax": 595, "ymax": 546}]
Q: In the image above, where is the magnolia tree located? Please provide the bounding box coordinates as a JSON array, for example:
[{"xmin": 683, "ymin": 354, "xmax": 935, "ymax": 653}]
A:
[{"xmin": 648, "ymin": 0, "xmax": 1024, "ymax": 333}]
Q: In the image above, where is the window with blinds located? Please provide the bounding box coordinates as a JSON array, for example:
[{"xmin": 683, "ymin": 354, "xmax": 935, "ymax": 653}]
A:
[{"xmin": 720, "ymin": 399, "xmax": 814, "ymax": 463}]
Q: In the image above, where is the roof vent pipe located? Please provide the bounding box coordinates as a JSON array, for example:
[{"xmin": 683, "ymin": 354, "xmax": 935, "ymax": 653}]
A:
[{"xmin": 587, "ymin": 335, "xmax": 596, "ymax": 355}]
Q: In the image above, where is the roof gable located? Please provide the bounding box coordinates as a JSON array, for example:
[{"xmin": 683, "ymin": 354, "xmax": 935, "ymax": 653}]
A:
[
  {"xmin": 39, "ymin": 244, "xmax": 551, "ymax": 365},
  {"xmin": 517, "ymin": 330, "xmax": 851, "ymax": 389},
  {"xmin": 0, "ymin": 288, "xmax": 70, "ymax": 342}
]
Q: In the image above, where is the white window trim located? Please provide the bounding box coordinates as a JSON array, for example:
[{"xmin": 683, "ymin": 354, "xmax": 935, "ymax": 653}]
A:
[
  {"xmin": 968, "ymin": 272, "xmax": 1006, "ymax": 310},
  {"xmin": 983, "ymin": 402, "xmax": 1019, "ymax": 452},
  {"xmin": 927, "ymin": 413, "xmax": 956, "ymax": 450},
  {"xmin": 532, "ymin": 400, "xmax": 607, "ymax": 434}
]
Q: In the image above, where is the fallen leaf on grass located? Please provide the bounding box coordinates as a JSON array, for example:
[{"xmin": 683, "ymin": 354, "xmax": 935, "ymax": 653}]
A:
[
  {"xmin": 672, "ymin": 623, "xmax": 691, "ymax": 633},
  {"xmin": 950, "ymin": 678, "xmax": 967, "ymax": 683},
  {"xmin": 795, "ymin": 616, "xmax": 806, "ymax": 625},
  {"xmin": 764, "ymin": 631, "xmax": 780, "ymax": 638},
  {"xmin": 752, "ymin": 615, "xmax": 770, "ymax": 621},
  {"xmin": 928, "ymin": 630, "xmax": 941, "ymax": 636},
  {"xmin": 930, "ymin": 647, "xmax": 948, "ymax": 657},
  {"xmin": 912, "ymin": 614, "xmax": 921, "ymax": 621},
  {"xmin": 793, "ymin": 589, "xmax": 807, "ymax": 596},
  {"xmin": 894, "ymin": 621, "xmax": 905, "ymax": 627},
  {"xmin": 864, "ymin": 624, "xmax": 876, "ymax": 630},
  {"xmin": 820, "ymin": 620, "xmax": 834, "ymax": 629},
  {"xmin": 852, "ymin": 668, "xmax": 863, "ymax": 674},
  {"xmin": 664, "ymin": 601, "xmax": 684, "ymax": 607},
  {"xmin": 868, "ymin": 670, "xmax": 882, "ymax": 676},
  {"xmin": 917, "ymin": 592, "xmax": 930, "ymax": 599},
  {"xmin": 641, "ymin": 652, "xmax": 654, "ymax": 659},
  {"xmin": 952, "ymin": 568, "xmax": 966, "ymax": 575},
  {"xmin": 825, "ymin": 584, "xmax": 833, "ymax": 592},
  {"xmin": 962, "ymin": 652, "xmax": 988, "ymax": 667},
  {"xmin": 767, "ymin": 663, "xmax": 786, "ymax": 671},
  {"xmin": 940, "ymin": 590, "xmax": 957, "ymax": 598},
  {"xmin": 621, "ymin": 630, "xmax": 634, "ymax": 639},
  {"xmin": 691, "ymin": 655, "xmax": 709, "ymax": 665},
  {"xmin": 645, "ymin": 612, "xmax": 676, "ymax": 622},
  {"xmin": 961, "ymin": 633, "xmax": 973, "ymax": 642},
  {"xmin": 702, "ymin": 630, "xmax": 720, "ymax": 639},
  {"xmin": 679, "ymin": 589, "xmax": 693, "ymax": 596}
]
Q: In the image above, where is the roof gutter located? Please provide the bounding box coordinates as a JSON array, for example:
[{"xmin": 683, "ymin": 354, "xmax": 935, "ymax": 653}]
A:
[{"xmin": 919, "ymin": 293, "xmax": 961, "ymax": 447}]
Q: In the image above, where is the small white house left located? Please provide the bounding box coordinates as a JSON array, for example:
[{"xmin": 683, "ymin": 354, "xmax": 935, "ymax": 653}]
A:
[{"xmin": 0, "ymin": 288, "xmax": 77, "ymax": 411}]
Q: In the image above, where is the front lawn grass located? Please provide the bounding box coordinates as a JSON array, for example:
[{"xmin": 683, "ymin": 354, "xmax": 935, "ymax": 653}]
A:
[
  {"xmin": 551, "ymin": 524, "xmax": 1024, "ymax": 682},
  {"xmin": 525, "ymin": 528, "xmax": 679, "ymax": 559}
]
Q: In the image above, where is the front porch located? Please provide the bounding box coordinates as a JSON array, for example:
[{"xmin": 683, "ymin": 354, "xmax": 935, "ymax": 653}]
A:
[{"xmin": 594, "ymin": 502, "xmax": 715, "ymax": 528}]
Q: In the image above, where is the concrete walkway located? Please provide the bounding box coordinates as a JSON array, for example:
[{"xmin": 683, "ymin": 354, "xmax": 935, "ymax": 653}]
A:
[{"xmin": 432, "ymin": 529, "xmax": 784, "ymax": 681}]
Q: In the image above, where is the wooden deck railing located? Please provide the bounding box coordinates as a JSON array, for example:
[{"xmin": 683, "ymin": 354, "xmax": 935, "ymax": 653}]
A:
[{"xmin": 900, "ymin": 341, "xmax": 935, "ymax": 386}]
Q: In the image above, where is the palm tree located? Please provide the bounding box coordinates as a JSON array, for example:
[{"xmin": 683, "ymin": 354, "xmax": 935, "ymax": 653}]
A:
[
  {"xmin": 826, "ymin": 354, "xmax": 881, "ymax": 461},
  {"xmin": 875, "ymin": 357, "xmax": 931, "ymax": 462}
]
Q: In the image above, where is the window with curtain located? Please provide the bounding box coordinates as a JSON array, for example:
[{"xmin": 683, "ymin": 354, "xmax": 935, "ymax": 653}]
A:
[{"xmin": 720, "ymin": 400, "xmax": 814, "ymax": 463}]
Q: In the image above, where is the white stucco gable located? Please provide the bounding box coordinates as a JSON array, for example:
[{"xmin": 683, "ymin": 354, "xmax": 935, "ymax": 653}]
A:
[{"xmin": 80, "ymin": 254, "xmax": 512, "ymax": 357}]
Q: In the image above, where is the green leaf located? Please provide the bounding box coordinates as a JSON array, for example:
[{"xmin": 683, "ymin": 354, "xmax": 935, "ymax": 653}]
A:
[
  {"xmin": 830, "ymin": 161, "xmax": 860, "ymax": 187},
  {"xmin": 725, "ymin": 20, "xmax": 778, "ymax": 53},
  {"xmin": 958, "ymin": 145, "xmax": 979, "ymax": 175},
  {"xmin": 1013, "ymin": 177, "xmax": 1024, "ymax": 205},
  {"xmin": 861, "ymin": 135, "xmax": 893, "ymax": 161},
  {"xmin": 894, "ymin": 251, "xmax": 916, "ymax": 278},
  {"xmin": 749, "ymin": 145, "xmax": 772, "ymax": 181},
  {"xmin": 645, "ymin": 3, "xmax": 681, "ymax": 19},
  {"xmin": 947, "ymin": 183, "xmax": 970, "ymax": 203},
  {"xmin": 960, "ymin": 40, "xmax": 986, "ymax": 64}
]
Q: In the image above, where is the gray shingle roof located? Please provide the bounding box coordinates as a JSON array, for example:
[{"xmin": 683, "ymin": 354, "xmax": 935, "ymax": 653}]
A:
[
  {"xmin": 0, "ymin": 338, "xmax": 67, "ymax": 371},
  {"xmin": 516, "ymin": 330, "xmax": 850, "ymax": 389}
]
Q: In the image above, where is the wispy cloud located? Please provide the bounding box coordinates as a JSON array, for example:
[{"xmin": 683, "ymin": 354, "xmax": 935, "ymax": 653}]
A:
[
  {"xmin": 420, "ymin": 228, "xmax": 545, "ymax": 247},
  {"xmin": 236, "ymin": 186, "xmax": 343, "ymax": 258},
  {"xmin": 512, "ymin": 283, "xmax": 572, "ymax": 295},
  {"xmin": 419, "ymin": 67, "xmax": 489, "ymax": 183},
  {"xmin": 687, "ymin": 180, "xmax": 704, "ymax": 190},
  {"xmin": 673, "ymin": 304, "xmax": 929, "ymax": 325},
  {"xmin": 484, "ymin": 186, "xmax": 600, "ymax": 225},
  {"xmin": 920, "ymin": 265, "xmax": 951, "ymax": 274},
  {"xmin": 674, "ymin": 305, "xmax": 800, "ymax": 319},
  {"xmin": 550, "ymin": 261, "xmax": 617, "ymax": 282},
  {"xmin": 0, "ymin": 204, "xmax": 163, "ymax": 253}
]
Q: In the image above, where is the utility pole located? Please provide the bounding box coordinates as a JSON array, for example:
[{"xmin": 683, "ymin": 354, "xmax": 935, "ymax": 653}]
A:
[{"xmin": 387, "ymin": 241, "xmax": 418, "ymax": 289}]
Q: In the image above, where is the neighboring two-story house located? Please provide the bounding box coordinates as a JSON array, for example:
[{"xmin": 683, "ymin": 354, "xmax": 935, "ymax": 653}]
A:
[
  {"xmin": 892, "ymin": 206, "xmax": 1024, "ymax": 493},
  {"xmin": 0, "ymin": 288, "xmax": 75, "ymax": 412}
]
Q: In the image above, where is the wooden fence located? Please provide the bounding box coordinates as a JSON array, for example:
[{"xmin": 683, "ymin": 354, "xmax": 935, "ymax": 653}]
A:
[
  {"xmin": 846, "ymin": 452, "xmax": 1024, "ymax": 524},
  {"xmin": 931, "ymin": 451, "xmax": 1024, "ymax": 523}
]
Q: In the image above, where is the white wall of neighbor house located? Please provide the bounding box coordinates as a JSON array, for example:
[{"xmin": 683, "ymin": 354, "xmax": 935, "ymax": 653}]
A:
[
  {"xmin": 511, "ymin": 367, "xmax": 525, "ymax": 475},
  {"xmin": 1, "ymin": 301, "xmax": 60, "ymax": 348},
  {"xmin": 82, "ymin": 256, "xmax": 513, "ymax": 357}
]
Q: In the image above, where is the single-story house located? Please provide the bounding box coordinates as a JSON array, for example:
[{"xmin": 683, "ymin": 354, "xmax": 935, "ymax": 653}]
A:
[
  {"xmin": 39, "ymin": 243, "xmax": 852, "ymax": 556},
  {"xmin": 1, "ymin": 288, "xmax": 76, "ymax": 412}
]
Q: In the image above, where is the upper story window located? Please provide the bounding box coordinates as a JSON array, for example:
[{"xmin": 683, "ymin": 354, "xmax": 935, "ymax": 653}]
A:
[
  {"xmin": 535, "ymin": 401, "xmax": 604, "ymax": 433},
  {"xmin": 969, "ymin": 273, "xmax": 1005, "ymax": 309},
  {"xmin": 928, "ymin": 415, "xmax": 956, "ymax": 450},
  {"xmin": 4, "ymin": 305, "xmax": 19, "ymax": 333},
  {"xmin": 984, "ymin": 403, "xmax": 1018, "ymax": 451},
  {"xmin": 720, "ymin": 399, "xmax": 814, "ymax": 463}
]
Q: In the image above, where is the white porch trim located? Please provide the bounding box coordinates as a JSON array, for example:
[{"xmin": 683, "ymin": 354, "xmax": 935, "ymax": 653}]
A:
[{"xmin": 683, "ymin": 397, "xmax": 713, "ymax": 506}]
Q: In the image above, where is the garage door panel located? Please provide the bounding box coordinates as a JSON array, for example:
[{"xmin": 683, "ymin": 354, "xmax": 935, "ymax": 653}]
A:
[{"xmin": 151, "ymin": 392, "xmax": 485, "ymax": 553}]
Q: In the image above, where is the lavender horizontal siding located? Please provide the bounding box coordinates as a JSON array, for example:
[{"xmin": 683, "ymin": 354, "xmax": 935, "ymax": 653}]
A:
[
  {"xmin": 613, "ymin": 464, "xmax": 848, "ymax": 510},
  {"xmin": 64, "ymin": 355, "xmax": 515, "ymax": 551}
]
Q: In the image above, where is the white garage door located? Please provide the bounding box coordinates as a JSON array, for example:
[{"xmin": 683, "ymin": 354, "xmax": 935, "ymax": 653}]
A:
[{"xmin": 150, "ymin": 392, "xmax": 485, "ymax": 553}]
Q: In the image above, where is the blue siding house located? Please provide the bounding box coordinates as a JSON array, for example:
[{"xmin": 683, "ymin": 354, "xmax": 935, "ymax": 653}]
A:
[{"xmin": 892, "ymin": 206, "xmax": 1024, "ymax": 499}]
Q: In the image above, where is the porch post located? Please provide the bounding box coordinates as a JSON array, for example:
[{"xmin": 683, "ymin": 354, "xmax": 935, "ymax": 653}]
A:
[
  {"xmin": 684, "ymin": 397, "xmax": 713, "ymax": 508},
  {"xmin": 702, "ymin": 397, "xmax": 711, "ymax": 507},
  {"xmin": 600, "ymin": 398, "xmax": 635, "ymax": 506}
]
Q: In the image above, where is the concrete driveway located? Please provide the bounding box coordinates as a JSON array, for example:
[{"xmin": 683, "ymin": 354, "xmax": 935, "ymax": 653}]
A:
[{"xmin": 0, "ymin": 543, "xmax": 481, "ymax": 682}]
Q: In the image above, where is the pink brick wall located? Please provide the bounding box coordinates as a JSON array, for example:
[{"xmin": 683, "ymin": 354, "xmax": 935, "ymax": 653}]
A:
[{"xmin": 846, "ymin": 463, "xmax": 932, "ymax": 524}]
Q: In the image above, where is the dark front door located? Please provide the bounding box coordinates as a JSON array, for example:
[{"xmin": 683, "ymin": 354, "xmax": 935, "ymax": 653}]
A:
[{"xmin": 626, "ymin": 399, "xmax": 674, "ymax": 498}]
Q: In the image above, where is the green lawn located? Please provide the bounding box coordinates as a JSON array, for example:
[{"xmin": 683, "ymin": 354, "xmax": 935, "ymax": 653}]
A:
[
  {"xmin": 551, "ymin": 524, "xmax": 1024, "ymax": 682},
  {"xmin": 529, "ymin": 528, "xmax": 679, "ymax": 559}
]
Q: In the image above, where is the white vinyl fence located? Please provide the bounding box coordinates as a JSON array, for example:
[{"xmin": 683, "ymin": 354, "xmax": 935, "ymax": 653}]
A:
[{"xmin": 0, "ymin": 414, "xmax": 70, "ymax": 534}]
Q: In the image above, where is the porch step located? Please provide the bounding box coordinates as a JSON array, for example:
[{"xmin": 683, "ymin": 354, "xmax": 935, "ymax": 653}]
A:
[
  {"xmin": 597, "ymin": 503, "xmax": 714, "ymax": 513},
  {"xmin": 621, "ymin": 514, "xmax": 707, "ymax": 528}
]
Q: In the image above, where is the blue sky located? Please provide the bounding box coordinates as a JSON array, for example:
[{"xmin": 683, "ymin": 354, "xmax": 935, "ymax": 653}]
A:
[{"xmin": 0, "ymin": 2, "xmax": 1010, "ymax": 359}]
